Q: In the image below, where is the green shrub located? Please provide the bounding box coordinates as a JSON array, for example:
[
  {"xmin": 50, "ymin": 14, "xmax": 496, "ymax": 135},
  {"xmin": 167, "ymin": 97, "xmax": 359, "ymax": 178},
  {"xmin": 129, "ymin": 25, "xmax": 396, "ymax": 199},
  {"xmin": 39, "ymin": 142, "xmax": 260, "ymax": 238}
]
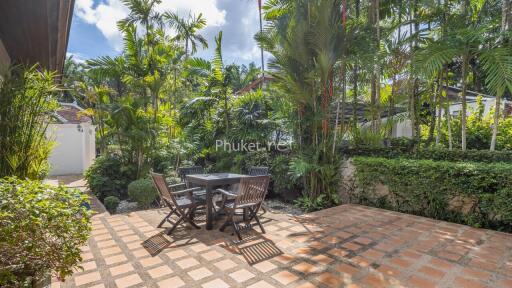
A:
[
  {"xmin": 104, "ymin": 196, "xmax": 120, "ymax": 214},
  {"xmin": 85, "ymin": 155, "xmax": 136, "ymax": 201},
  {"xmin": 0, "ymin": 177, "xmax": 91, "ymax": 286},
  {"xmin": 128, "ymin": 178, "xmax": 158, "ymax": 208},
  {"xmin": 343, "ymin": 146, "xmax": 512, "ymax": 163},
  {"xmin": 0, "ymin": 65, "xmax": 59, "ymax": 179},
  {"xmin": 352, "ymin": 156, "xmax": 512, "ymax": 231}
]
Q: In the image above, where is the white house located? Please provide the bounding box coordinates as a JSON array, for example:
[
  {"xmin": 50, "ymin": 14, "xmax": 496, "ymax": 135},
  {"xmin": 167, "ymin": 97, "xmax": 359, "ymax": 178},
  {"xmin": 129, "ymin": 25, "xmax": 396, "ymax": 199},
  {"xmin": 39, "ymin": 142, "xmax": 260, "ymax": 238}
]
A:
[{"xmin": 47, "ymin": 102, "xmax": 96, "ymax": 176}]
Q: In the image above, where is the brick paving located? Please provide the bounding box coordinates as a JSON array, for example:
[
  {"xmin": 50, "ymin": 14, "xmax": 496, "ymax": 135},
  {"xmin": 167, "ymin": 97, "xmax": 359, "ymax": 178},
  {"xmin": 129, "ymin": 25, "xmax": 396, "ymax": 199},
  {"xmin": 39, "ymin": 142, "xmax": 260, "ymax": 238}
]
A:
[{"xmin": 52, "ymin": 204, "xmax": 512, "ymax": 288}]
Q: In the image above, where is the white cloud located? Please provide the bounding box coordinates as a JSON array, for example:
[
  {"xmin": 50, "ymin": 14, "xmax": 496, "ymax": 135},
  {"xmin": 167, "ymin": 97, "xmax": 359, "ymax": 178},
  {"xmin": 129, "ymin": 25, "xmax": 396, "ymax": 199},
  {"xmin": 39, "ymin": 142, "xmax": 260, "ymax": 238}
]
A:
[
  {"xmin": 66, "ymin": 52, "xmax": 88, "ymax": 63},
  {"xmin": 74, "ymin": 0, "xmax": 265, "ymax": 65}
]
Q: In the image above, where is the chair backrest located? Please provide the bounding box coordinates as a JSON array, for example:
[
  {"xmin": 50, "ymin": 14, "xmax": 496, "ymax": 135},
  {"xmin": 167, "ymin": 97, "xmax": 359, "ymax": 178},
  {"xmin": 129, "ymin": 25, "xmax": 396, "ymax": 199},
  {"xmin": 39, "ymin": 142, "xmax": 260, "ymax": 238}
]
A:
[
  {"xmin": 150, "ymin": 171, "xmax": 179, "ymax": 208},
  {"xmin": 177, "ymin": 166, "xmax": 204, "ymax": 181},
  {"xmin": 248, "ymin": 166, "xmax": 269, "ymax": 176},
  {"xmin": 235, "ymin": 176, "xmax": 270, "ymax": 208}
]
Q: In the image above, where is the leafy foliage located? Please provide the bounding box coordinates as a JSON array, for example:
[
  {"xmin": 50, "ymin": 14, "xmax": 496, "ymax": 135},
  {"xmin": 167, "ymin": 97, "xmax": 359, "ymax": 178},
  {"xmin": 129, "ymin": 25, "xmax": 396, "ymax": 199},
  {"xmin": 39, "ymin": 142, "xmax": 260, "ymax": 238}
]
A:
[
  {"xmin": 104, "ymin": 196, "xmax": 121, "ymax": 214},
  {"xmin": 84, "ymin": 155, "xmax": 136, "ymax": 201},
  {"xmin": 0, "ymin": 65, "xmax": 59, "ymax": 179},
  {"xmin": 128, "ymin": 178, "xmax": 158, "ymax": 208},
  {"xmin": 352, "ymin": 157, "xmax": 512, "ymax": 231},
  {"xmin": 0, "ymin": 178, "xmax": 91, "ymax": 286}
]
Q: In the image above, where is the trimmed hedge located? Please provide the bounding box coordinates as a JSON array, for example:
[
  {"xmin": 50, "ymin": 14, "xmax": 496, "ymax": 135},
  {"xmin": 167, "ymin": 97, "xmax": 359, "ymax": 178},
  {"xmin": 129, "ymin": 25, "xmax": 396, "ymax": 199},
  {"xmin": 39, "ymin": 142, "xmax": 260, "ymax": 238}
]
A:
[
  {"xmin": 128, "ymin": 178, "xmax": 158, "ymax": 209},
  {"xmin": 351, "ymin": 156, "xmax": 512, "ymax": 231},
  {"xmin": 343, "ymin": 146, "xmax": 512, "ymax": 163}
]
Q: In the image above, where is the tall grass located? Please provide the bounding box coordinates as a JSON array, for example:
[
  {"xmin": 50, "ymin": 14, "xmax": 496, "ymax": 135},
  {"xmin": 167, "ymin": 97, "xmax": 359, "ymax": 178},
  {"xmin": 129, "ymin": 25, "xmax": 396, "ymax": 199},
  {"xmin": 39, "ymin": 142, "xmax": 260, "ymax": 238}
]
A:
[{"xmin": 0, "ymin": 65, "xmax": 59, "ymax": 179}]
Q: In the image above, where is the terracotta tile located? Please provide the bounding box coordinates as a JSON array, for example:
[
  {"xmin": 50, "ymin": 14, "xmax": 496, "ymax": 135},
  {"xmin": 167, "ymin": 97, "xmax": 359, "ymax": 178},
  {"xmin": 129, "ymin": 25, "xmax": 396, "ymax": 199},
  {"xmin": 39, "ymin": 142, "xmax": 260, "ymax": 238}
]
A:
[
  {"xmin": 201, "ymin": 250, "xmax": 223, "ymax": 261},
  {"xmin": 81, "ymin": 252, "xmax": 94, "ymax": 261},
  {"xmin": 190, "ymin": 243, "xmax": 209, "ymax": 252},
  {"xmin": 100, "ymin": 246, "xmax": 122, "ymax": 256},
  {"xmin": 498, "ymin": 278, "xmax": 512, "ymax": 288},
  {"xmin": 74, "ymin": 271, "xmax": 101, "ymax": 286},
  {"xmin": 327, "ymin": 248, "xmax": 348, "ymax": 258},
  {"xmin": 157, "ymin": 276, "xmax": 185, "ymax": 288},
  {"xmin": 360, "ymin": 273, "xmax": 388, "ymax": 287},
  {"xmin": 202, "ymin": 279, "xmax": 230, "ymax": 288},
  {"xmin": 342, "ymin": 242, "xmax": 362, "ymax": 251},
  {"xmin": 132, "ymin": 248, "xmax": 151, "ymax": 258},
  {"xmin": 94, "ymin": 233, "xmax": 112, "ymax": 241},
  {"xmin": 408, "ymin": 275, "xmax": 437, "ymax": 288},
  {"xmin": 147, "ymin": 265, "xmax": 173, "ymax": 278},
  {"xmin": 293, "ymin": 262, "xmax": 318, "ymax": 274},
  {"xmin": 253, "ymin": 260, "xmax": 277, "ymax": 273},
  {"xmin": 429, "ymin": 258, "xmax": 455, "ymax": 270},
  {"xmin": 109, "ymin": 263, "xmax": 134, "ymax": 276},
  {"xmin": 187, "ymin": 267, "xmax": 213, "ymax": 280},
  {"xmin": 214, "ymin": 259, "xmax": 238, "ymax": 271},
  {"xmin": 419, "ymin": 266, "xmax": 445, "ymax": 279},
  {"xmin": 115, "ymin": 273, "xmax": 142, "ymax": 288},
  {"xmin": 272, "ymin": 270, "xmax": 299, "ymax": 285},
  {"xmin": 461, "ymin": 267, "xmax": 492, "ymax": 280},
  {"xmin": 139, "ymin": 256, "xmax": 163, "ymax": 268},
  {"xmin": 104, "ymin": 254, "xmax": 127, "ymax": 266},
  {"xmin": 79, "ymin": 260, "xmax": 97, "ymax": 272},
  {"xmin": 354, "ymin": 237, "xmax": 373, "ymax": 245},
  {"xmin": 389, "ymin": 257, "xmax": 413, "ymax": 268},
  {"xmin": 438, "ymin": 251, "xmax": 463, "ymax": 262},
  {"xmin": 117, "ymin": 229, "xmax": 135, "ymax": 237},
  {"xmin": 312, "ymin": 254, "xmax": 334, "ymax": 265},
  {"xmin": 229, "ymin": 269, "xmax": 255, "ymax": 283},
  {"xmin": 453, "ymin": 277, "xmax": 487, "ymax": 288},
  {"xmin": 316, "ymin": 272, "xmax": 343, "ymax": 287},
  {"xmin": 362, "ymin": 249, "xmax": 385, "ymax": 260},
  {"xmin": 335, "ymin": 263, "xmax": 359, "ymax": 276},
  {"xmin": 126, "ymin": 241, "xmax": 142, "ymax": 250},
  {"xmin": 166, "ymin": 250, "xmax": 188, "ymax": 260},
  {"xmin": 377, "ymin": 264, "xmax": 401, "ymax": 278},
  {"xmin": 274, "ymin": 254, "xmax": 295, "ymax": 264},
  {"xmin": 176, "ymin": 257, "xmax": 200, "ymax": 269},
  {"xmin": 295, "ymin": 282, "xmax": 317, "ymax": 288},
  {"xmin": 96, "ymin": 239, "xmax": 117, "ymax": 248},
  {"xmin": 247, "ymin": 280, "xmax": 275, "ymax": 288},
  {"xmin": 122, "ymin": 235, "xmax": 140, "ymax": 243}
]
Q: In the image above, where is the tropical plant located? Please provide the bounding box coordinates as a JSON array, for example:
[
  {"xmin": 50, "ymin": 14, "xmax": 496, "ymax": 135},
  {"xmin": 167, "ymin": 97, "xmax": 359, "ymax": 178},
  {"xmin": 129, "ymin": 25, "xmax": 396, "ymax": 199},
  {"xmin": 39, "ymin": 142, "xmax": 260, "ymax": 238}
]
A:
[
  {"xmin": 0, "ymin": 177, "xmax": 91, "ymax": 286},
  {"xmin": 0, "ymin": 65, "xmax": 59, "ymax": 179}
]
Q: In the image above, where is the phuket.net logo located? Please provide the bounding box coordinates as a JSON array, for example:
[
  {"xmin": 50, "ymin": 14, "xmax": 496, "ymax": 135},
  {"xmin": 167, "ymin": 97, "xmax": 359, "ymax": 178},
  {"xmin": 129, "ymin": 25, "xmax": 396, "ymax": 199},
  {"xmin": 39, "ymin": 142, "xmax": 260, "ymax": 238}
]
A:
[{"xmin": 215, "ymin": 140, "xmax": 291, "ymax": 152}]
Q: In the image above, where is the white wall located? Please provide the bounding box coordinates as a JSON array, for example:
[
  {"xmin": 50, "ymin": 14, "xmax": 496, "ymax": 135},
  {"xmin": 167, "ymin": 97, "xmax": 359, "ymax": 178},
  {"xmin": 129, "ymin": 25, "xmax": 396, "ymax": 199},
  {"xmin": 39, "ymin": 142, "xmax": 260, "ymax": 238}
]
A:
[{"xmin": 47, "ymin": 123, "xmax": 96, "ymax": 176}]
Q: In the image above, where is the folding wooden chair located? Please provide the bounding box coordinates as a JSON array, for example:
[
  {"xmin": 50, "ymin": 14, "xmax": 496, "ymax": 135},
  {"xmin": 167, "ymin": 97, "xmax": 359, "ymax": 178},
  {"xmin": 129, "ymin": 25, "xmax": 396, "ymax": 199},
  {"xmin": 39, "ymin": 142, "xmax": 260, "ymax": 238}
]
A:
[
  {"xmin": 216, "ymin": 176, "xmax": 270, "ymax": 240},
  {"xmin": 248, "ymin": 167, "xmax": 270, "ymax": 214},
  {"xmin": 150, "ymin": 171, "xmax": 206, "ymax": 235}
]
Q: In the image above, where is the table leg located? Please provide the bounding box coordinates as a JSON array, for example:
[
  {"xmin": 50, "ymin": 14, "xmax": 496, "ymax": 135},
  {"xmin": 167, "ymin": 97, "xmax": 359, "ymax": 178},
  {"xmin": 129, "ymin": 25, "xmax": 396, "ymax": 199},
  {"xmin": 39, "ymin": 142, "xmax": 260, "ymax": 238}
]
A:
[{"xmin": 205, "ymin": 184, "xmax": 213, "ymax": 230}]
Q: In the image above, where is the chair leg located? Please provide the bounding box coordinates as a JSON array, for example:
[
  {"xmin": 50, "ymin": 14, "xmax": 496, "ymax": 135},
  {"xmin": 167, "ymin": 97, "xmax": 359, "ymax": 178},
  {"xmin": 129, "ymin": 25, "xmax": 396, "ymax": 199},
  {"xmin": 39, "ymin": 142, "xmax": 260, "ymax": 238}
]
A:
[
  {"xmin": 185, "ymin": 208, "xmax": 201, "ymax": 229},
  {"xmin": 167, "ymin": 216, "xmax": 184, "ymax": 235},
  {"xmin": 219, "ymin": 209, "xmax": 233, "ymax": 232},
  {"xmin": 253, "ymin": 214, "xmax": 266, "ymax": 234},
  {"xmin": 158, "ymin": 208, "xmax": 176, "ymax": 228},
  {"xmin": 232, "ymin": 220, "xmax": 242, "ymax": 240}
]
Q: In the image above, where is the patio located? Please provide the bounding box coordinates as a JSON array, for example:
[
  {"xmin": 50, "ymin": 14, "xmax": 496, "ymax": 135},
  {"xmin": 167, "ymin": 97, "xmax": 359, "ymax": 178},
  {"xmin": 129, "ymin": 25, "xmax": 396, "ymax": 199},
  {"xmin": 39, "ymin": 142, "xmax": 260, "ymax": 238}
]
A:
[{"xmin": 53, "ymin": 204, "xmax": 512, "ymax": 288}]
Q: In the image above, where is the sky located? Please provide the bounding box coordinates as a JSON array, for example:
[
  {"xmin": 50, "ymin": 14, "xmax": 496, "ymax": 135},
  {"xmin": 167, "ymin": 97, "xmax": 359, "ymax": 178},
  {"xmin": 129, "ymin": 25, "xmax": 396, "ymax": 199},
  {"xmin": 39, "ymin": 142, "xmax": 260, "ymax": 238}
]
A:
[{"xmin": 67, "ymin": 0, "xmax": 268, "ymax": 66}]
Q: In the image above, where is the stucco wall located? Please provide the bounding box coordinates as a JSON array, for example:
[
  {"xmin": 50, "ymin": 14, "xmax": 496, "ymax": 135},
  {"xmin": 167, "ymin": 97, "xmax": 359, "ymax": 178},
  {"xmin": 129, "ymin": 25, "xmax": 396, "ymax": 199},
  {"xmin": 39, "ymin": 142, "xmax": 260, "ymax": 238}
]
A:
[{"xmin": 47, "ymin": 123, "xmax": 96, "ymax": 176}]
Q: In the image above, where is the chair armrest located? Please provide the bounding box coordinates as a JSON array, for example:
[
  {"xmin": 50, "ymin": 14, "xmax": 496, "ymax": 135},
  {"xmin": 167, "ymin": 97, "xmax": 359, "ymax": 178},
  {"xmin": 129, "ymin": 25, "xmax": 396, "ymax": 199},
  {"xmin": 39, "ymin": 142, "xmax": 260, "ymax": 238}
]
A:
[
  {"xmin": 214, "ymin": 188, "xmax": 237, "ymax": 198},
  {"xmin": 172, "ymin": 187, "xmax": 202, "ymax": 195},
  {"xmin": 169, "ymin": 183, "xmax": 187, "ymax": 191}
]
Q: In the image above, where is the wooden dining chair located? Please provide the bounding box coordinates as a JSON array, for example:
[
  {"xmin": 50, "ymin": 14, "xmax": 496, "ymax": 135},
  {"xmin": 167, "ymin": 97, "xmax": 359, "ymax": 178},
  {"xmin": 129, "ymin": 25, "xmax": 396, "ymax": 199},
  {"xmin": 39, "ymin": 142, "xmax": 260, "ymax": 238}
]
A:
[
  {"xmin": 177, "ymin": 166, "xmax": 206, "ymax": 197},
  {"xmin": 215, "ymin": 176, "xmax": 270, "ymax": 240},
  {"xmin": 248, "ymin": 167, "xmax": 270, "ymax": 213},
  {"xmin": 150, "ymin": 171, "xmax": 206, "ymax": 235}
]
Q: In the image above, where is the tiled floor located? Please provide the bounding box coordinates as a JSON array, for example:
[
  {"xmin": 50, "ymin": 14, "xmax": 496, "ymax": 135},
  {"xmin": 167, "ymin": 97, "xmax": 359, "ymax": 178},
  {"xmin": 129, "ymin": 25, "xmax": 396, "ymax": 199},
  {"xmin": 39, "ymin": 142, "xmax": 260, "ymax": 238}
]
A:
[{"xmin": 54, "ymin": 204, "xmax": 512, "ymax": 288}]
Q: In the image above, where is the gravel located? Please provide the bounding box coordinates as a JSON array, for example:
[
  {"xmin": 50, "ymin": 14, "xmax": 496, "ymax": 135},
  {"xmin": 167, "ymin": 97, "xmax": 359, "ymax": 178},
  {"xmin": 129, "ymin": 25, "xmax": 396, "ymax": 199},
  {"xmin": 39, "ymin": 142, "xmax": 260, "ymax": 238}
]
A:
[
  {"xmin": 116, "ymin": 200, "xmax": 139, "ymax": 214},
  {"xmin": 264, "ymin": 198, "xmax": 305, "ymax": 215}
]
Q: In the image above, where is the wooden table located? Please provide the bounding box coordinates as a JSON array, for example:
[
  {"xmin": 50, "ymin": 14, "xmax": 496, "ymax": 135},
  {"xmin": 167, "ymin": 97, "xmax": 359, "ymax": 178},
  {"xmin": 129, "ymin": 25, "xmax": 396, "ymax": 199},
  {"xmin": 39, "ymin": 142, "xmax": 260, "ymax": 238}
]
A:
[{"xmin": 186, "ymin": 173, "xmax": 247, "ymax": 230}]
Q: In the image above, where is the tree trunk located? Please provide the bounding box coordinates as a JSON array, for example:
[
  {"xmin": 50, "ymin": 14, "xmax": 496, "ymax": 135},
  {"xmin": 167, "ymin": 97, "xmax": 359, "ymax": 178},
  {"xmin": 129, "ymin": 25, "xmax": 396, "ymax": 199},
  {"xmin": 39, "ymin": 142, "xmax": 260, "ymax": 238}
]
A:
[{"xmin": 461, "ymin": 53, "xmax": 469, "ymax": 150}]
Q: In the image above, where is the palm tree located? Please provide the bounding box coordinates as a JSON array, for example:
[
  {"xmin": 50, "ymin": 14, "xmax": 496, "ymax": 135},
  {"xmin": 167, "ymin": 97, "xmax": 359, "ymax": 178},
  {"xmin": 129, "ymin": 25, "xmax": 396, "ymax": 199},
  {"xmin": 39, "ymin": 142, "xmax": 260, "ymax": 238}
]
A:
[{"xmin": 164, "ymin": 12, "xmax": 208, "ymax": 57}]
